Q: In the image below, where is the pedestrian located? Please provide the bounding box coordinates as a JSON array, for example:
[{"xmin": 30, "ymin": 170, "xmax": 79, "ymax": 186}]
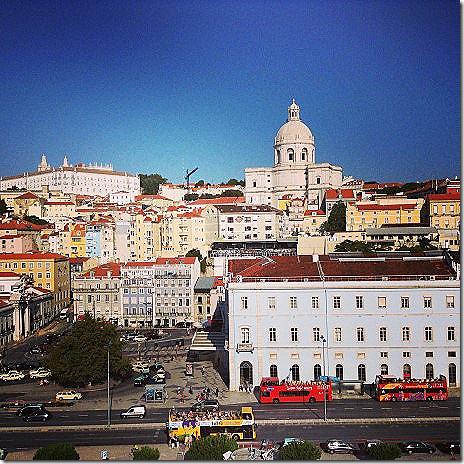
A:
[
  {"xmin": 215, "ymin": 387, "xmax": 219, "ymax": 397},
  {"xmin": 189, "ymin": 386, "xmax": 193, "ymax": 395}
]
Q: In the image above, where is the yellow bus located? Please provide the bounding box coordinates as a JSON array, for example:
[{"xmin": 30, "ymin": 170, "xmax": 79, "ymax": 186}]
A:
[{"xmin": 167, "ymin": 406, "xmax": 256, "ymax": 441}]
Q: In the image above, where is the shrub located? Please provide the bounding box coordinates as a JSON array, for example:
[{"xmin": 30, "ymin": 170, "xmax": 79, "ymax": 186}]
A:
[
  {"xmin": 368, "ymin": 443, "xmax": 402, "ymax": 460},
  {"xmin": 184, "ymin": 435, "xmax": 238, "ymax": 460},
  {"xmin": 278, "ymin": 441, "xmax": 321, "ymax": 460},
  {"xmin": 33, "ymin": 443, "xmax": 79, "ymax": 460},
  {"xmin": 132, "ymin": 446, "xmax": 160, "ymax": 460}
]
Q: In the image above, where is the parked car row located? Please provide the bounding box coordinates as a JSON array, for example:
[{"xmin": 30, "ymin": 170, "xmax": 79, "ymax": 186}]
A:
[{"xmin": 0, "ymin": 367, "xmax": 52, "ymax": 382}]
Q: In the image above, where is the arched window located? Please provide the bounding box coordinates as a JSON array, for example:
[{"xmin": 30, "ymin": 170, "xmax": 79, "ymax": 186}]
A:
[
  {"xmin": 449, "ymin": 363, "xmax": 457, "ymax": 386},
  {"xmin": 291, "ymin": 364, "xmax": 300, "ymax": 381},
  {"xmin": 314, "ymin": 364, "xmax": 322, "ymax": 380},
  {"xmin": 380, "ymin": 364, "xmax": 388, "ymax": 375},
  {"xmin": 335, "ymin": 364, "xmax": 343, "ymax": 380},
  {"xmin": 276, "ymin": 150, "xmax": 281, "ymax": 164},
  {"xmin": 425, "ymin": 363, "xmax": 434, "ymax": 380},
  {"xmin": 316, "ymin": 177, "xmax": 321, "ymax": 184},
  {"xmin": 240, "ymin": 361, "xmax": 253, "ymax": 386},
  {"xmin": 287, "ymin": 149, "xmax": 294, "ymax": 162},
  {"xmin": 358, "ymin": 364, "xmax": 366, "ymax": 382},
  {"xmin": 403, "ymin": 364, "xmax": 411, "ymax": 379},
  {"xmin": 270, "ymin": 364, "xmax": 278, "ymax": 378},
  {"xmin": 301, "ymin": 148, "xmax": 307, "ymax": 161}
]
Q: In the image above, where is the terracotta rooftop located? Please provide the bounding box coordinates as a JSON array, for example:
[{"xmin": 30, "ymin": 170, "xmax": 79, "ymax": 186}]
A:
[
  {"xmin": 356, "ymin": 203, "xmax": 418, "ymax": 211},
  {"xmin": 215, "ymin": 204, "xmax": 282, "ymax": 214},
  {"xmin": 82, "ymin": 262, "xmax": 121, "ymax": 278},
  {"xmin": 123, "ymin": 257, "xmax": 197, "ymax": 267},
  {"xmin": 189, "ymin": 196, "xmax": 245, "ymax": 205},
  {"xmin": 0, "ymin": 271, "xmax": 21, "ymax": 278},
  {"xmin": 427, "ymin": 193, "xmax": 460, "ymax": 201},
  {"xmin": 0, "ymin": 219, "xmax": 50, "ymax": 231},
  {"xmin": 16, "ymin": 192, "xmax": 39, "ymax": 200},
  {"xmin": 0, "ymin": 251, "xmax": 68, "ymax": 261},
  {"xmin": 325, "ymin": 189, "xmax": 355, "ymax": 200}
]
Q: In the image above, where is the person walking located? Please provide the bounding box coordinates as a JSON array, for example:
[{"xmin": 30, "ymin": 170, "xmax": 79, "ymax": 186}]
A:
[{"xmin": 215, "ymin": 386, "xmax": 219, "ymax": 397}]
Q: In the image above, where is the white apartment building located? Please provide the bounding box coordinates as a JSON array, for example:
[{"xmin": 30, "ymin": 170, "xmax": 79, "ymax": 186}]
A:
[
  {"xmin": 120, "ymin": 257, "xmax": 200, "ymax": 328},
  {"xmin": 216, "ymin": 204, "xmax": 283, "ymax": 242},
  {"xmin": 109, "ymin": 191, "xmax": 136, "ymax": 205},
  {"xmin": 0, "ymin": 155, "xmax": 140, "ymax": 197},
  {"xmin": 159, "ymin": 183, "xmax": 245, "ymax": 202},
  {"xmin": 226, "ymin": 253, "xmax": 459, "ymax": 391}
]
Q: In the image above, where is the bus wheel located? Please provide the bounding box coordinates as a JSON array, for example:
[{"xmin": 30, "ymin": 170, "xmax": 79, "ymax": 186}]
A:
[
  {"xmin": 232, "ymin": 434, "xmax": 240, "ymax": 441},
  {"xmin": 309, "ymin": 397, "xmax": 316, "ymax": 403},
  {"xmin": 273, "ymin": 398, "xmax": 279, "ymax": 404},
  {"xmin": 391, "ymin": 397, "xmax": 397, "ymax": 402},
  {"xmin": 427, "ymin": 397, "xmax": 433, "ymax": 401}
]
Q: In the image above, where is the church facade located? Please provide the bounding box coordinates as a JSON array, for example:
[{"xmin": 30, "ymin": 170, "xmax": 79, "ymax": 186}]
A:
[{"xmin": 245, "ymin": 100, "xmax": 343, "ymax": 209}]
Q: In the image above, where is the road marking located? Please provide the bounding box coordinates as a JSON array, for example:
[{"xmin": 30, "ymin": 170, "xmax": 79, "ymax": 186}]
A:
[
  {"xmin": 361, "ymin": 407, "xmax": 373, "ymax": 410},
  {"xmin": 78, "ymin": 414, "xmax": 89, "ymax": 417},
  {"xmin": 344, "ymin": 407, "xmax": 354, "ymax": 410}
]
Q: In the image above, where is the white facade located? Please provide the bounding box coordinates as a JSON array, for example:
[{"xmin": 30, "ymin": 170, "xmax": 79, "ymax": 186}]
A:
[
  {"xmin": 245, "ymin": 100, "xmax": 343, "ymax": 208},
  {"xmin": 0, "ymin": 155, "xmax": 140, "ymax": 197},
  {"xmin": 109, "ymin": 191, "xmax": 136, "ymax": 205},
  {"xmin": 227, "ymin": 255, "xmax": 460, "ymax": 390}
]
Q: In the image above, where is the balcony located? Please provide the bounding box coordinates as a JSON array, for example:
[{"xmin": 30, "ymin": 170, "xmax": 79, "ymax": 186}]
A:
[{"xmin": 236, "ymin": 343, "xmax": 254, "ymax": 353}]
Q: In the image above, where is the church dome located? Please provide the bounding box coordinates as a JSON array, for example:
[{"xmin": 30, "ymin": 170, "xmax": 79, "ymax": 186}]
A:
[{"xmin": 275, "ymin": 99, "xmax": 313, "ymax": 143}]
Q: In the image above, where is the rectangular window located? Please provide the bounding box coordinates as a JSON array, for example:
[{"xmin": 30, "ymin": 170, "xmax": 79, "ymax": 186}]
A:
[
  {"xmin": 269, "ymin": 328, "xmax": 276, "ymax": 342},
  {"xmin": 267, "ymin": 297, "xmax": 276, "ymax": 310},
  {"xmin": 241, "ymin": 297, "xmax": 248, "ymax": 310},
  {"xmin": 378, "ymin": 296, "xmax": 387, "ymax": 309},
  {"xmin": 446, "ymin": 295, "xmax": 455, "ymax": 308},
  {"xmin": 402, "ymin": 327, "xmax": 410, "ymax": 341},
  {"xmin": 241, "ymin": 327, "xmax": 250, "ymax": 344},
  {"xmin": 311, "ymin": 296, "xmax": 319, "ymax": 309},
  {"xmin": 379, "ymin": 327, "xmax": 387, "ymax": 342},
  {"xmin": 425, "ymin": 326, "xmax": 433, "ymax": 341},
  {"xmin": 380, "ymin": 352, "xmax": 388, "ymax": 358},
  {"xmin": 289, "ymin": 296, "xmax": 298, "ymax": 309},
  {"xmin": 334, "ymin": 327, "xmax": 342, "ymax": 342},
  {"xmin": 291, "ymin": 327, "xmax": 298, "ymax": 342},
  {"xmin": 313, "ymin": 327, "xmax": 320, "ymax": 342},
  {"xmin": 426, "ymin": 351, "xmax": 433, "ymax": 358},
  {"xmin": 447, "ymin": 326, "xmax": 455, "ymax": 341},
  {"xmin": 401, "ymin": 297, "xmax": 409, "ymax": 309},
  {"xmin": 357, "ymin": 327, "xmax": 364, "ymax": 342},
  {"xmin": 356, "ymin": 296, "xmax": 363, "ymax": 309},
  {"xmin": 448, "ymin": 351, "xmax": 456, "ymax": 357},
  {"xmin": 333, "ymin": 296, "xmax": 341, "ymax": 309},
  {"xmin": 403, "ymin": 351, "xmax": 411, "ymax": 358},
  {"xmin": 423, "ymin": 296, "xmax": 432, "ymax": 308}
]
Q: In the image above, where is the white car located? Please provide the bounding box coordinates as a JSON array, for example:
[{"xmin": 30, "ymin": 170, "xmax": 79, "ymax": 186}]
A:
[
  {"xmin": 132, "ymin": 361, "xmax": 150, "ymax": 373},
  {"xmin": 0, "ymin": 370, "xmax": 25, "ymax": 381},
  {"xmin": 134, "ymin": 335, "xmax": 147, "ymax": 343},
  {"xmin": 55, "ymin": 390, "xmax": 82, "ymax": 401},
  {"xmin": 29, "ymin": 368, "xmax": 51, "ymax": 379}
]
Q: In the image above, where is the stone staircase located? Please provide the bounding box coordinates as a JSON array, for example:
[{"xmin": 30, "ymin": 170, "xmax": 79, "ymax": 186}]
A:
[{"xmin": 190, "ymin": 330, "xmax": 226, "ymax": 351}]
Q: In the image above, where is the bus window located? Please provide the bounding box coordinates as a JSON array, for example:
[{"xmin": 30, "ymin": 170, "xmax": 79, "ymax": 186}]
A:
[{"xmin": 261, "ymin": 391, "xmax": 270, "ymax": 397}]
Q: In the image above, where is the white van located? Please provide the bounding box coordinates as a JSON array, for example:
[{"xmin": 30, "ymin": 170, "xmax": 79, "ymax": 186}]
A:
[{"xmin": 120, "ymin": 405, "xmax": 146, "ymax": 419}]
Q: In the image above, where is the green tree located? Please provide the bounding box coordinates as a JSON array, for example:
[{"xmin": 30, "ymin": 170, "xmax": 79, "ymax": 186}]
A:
[
  {"xmin": 367, "ymin": 443, "xmax": 402, "ymax": 460},
  {"xmin": 139, "ymin": 173, "xmax": 168, "ymax": 195},
  {"xmin": 33, "ymin": 443, "xmax": 79, "ymax": 460},
  {"xmin": 132, "ymin": 446, "xmax": 160, "ymax": 460},
  {"xmin": 225, "ymin": 178, "xmax": 245, "ymax": 187},
  {"xmin": 184, "ymin": 193, "xmax": 199, "ymax": 201},
  {"xmin": 45, "ymin": 315, "xmax": 131, "ymax": 386},
  {"xmin": 199, "ymin": 193, "xmax": 215, "ymax": 199},
  {"xmin": 184, "ymin": 435, "xmax": 238, "ymax": 460},
  {"xmin": 24, "ymin": 215, "xmax": 50, "ymax": 226},
  {"xmin": 195, "ymin": 180, "xmax": 205, "ymax": 187},
  {"xmin": 185, "ymin": 249, "xmax": 207, "ymax": 273},
  {"xmin": 334, "ymin": 240, "xmax": 374, "ymax": 253},
  {"xmin": 0, "ymin": 199, "xmax": 7, "ymax": 215},
  {"xmin": 278, "ymin": 441, "xmax": 322, "ymax": 460},
  {"xmin": 220, "ymin": 189, "xmax": 244, "ymax": 197},
  {"xmin": 319, "ymin": 201, "xmax": 346, "ymax": 233}
]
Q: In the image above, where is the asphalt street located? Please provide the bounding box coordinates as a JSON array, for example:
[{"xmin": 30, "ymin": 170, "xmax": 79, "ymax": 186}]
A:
[
  {"xmin": 0, "ymin": 398, "xmax": 460, "ymax": 427},
  {"xmin": 0, "ymin": 422, "xmax": 459, "ymax": 451}
]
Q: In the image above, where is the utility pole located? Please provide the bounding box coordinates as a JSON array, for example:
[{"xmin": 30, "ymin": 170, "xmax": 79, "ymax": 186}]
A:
[
  {"xmin": 107, "ymin": 340, "xmax": 112, "ymax": 427},
  {"xmin": 321, "ymin": 335, "xmax": 327, "ymax": 421}
]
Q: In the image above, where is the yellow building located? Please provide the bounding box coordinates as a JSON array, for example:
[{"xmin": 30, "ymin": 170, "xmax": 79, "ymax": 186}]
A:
[
  {"xmin": 346, "ymin": 197, "xmax": 424, "ymax": 231},
  {"xmin": 134, "ymin": 213, "xmax": 162, "ymax": 261},
  {"xmin": 302, "ymin": 208, "xmax": 327, "ymax": 235},
  {"xmin": 69, "ymin": 223, "xmax": 87, "ymax": 257},
  {"xmin": 43, "ymin": 200, "xmax": 76, "ymax": 220},
  {"xmin": 428, "ymin": 192, "xmax": 460, "ymax": 250},
  {"xmin": 0, "ymin": 251, "xmax": 71, "ymax": 313},
  {"xmin": 12, "ymin": 192, "xmax": 44, "ymax": 217}
]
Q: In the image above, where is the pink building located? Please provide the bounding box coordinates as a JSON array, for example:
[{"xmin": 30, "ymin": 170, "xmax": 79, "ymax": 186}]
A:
[{"xmin": 0, "ymin": 234, "xmax": 35, "ymax": 253}]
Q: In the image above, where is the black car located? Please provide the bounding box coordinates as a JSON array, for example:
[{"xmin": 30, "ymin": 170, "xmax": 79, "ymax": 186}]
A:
[
  {"xmin": 23, "ymin": 409, "xmax": 51, "ymax": 422},
  {"xmin": 401, "ymin": 441, "xmax": 436, "ymax": 455},
  {"xmin": 436, "ymin": 442, "xmax": 460, "ymax": 455},
  {"xmin": 16, "ymin": 404, "xmax": 44, "ymax": 417},
  {"xmin": 192, "ymin": 399, "xmax": 219, "ymax": 411}
]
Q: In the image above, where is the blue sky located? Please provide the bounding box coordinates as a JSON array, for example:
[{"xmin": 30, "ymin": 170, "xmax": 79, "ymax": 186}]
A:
[{"xmin": 0, "ymin": 0, "xmax": 460, "ymax": 183}]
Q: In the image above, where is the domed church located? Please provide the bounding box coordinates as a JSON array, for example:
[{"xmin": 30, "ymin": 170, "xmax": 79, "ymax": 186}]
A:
[{"xmin": 245, "ymin": 99, "xmax": 344, "ymax": 208}]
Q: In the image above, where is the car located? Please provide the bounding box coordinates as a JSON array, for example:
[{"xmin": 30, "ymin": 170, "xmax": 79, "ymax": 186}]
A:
[
  {"xmin": 324, "ymin": 440, "xmax": 355, "ymax": 454},
  {"xmin": 400, "ymin": 441, "xmax": 436, "ymax": 455},
  {"xmin": 133, "ymin": 373, "xmax": 151, "ymax": 386},
  {"xmin": 23, "ymin": 409, "xmax": 51, "ymax": 422},
  {"xmin": 282, "ymin": 438, "xmax": 304, "ymax": 447},
  {"xmin": 120, "ymin": 405, "xmax": 146, "ymax": 419},
  {"xmin": 149, "ymin": 363, "xmax": 165, "ymax": 378},
  {"xmin": 55, "ymin": 390, "xmax": 82, "ymax": 401},
  {"xmin": 29, "ymin": 368, "xmax": 51, "ymax": 379},
  {"xmin": 436, "ymin": 442, "xmax": 460, "ymax": 455},
  {"xmin": 16, "ymin": 404, "xmax": 45, "ymax": 417},
  {"xmin": 361, "ymin": 439, "xmax": 384, "ymax": 450},
  {"xmin": 191, "ymin": 399, "xmax": 219, "ymax": 412},
  {"xmin": 132, "ymin": 361, "xmax": 150, "ymax": 373},
  {"xmin": 0, "ymin": 370, "xmax": 25, "ymax": 381},
  {"xmin": 29, "ymin": 345, "xmax": 43, "ymax": 355},
  {"xmin": 134, "ymin": 335, "xmax": 147, "ymax": 343}
]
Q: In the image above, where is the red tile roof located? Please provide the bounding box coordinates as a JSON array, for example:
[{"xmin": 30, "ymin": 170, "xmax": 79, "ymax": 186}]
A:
[
  {"xmin": 123, "ymin": 257, "xmax": 197, "ymax": 267},
  {"xmin": 134, "ymin": 194, "xmax": 170, "ymax": 201},
  {"xmin": 0, "ymin": 219, "xmax": 50, "ymax": 231},
  {"xmin": 44, "ymin": 201, "xmax": 75, "ymax": 206},
  {"xmin": 0, "ymin": 271, "xmax": 20, "ymax": 278},
  {"xmin": 0, "ymin": 234, "xmax": 22, "ymax": 240},
  {"xmin": 356, "ymin": 203, "xmax": 418, "ymax": 211},
  {"xmin": 0, "ymin": 251, "xmax": 68, "ymax": 261},
  {"xmin": 17, "ymin": 192, "xmax": 39, "ymax": 200},
  {"xmin": 82, "ymin": 262, "xmax": 121, "ymax": 278},
  {"xmin": 325, "ymin": 189, "xmax": 355, "ymax": 200},
  {"xmin": 427, "ymin": 193, "xmax": 460, "ymax": 201},
  {"xmin": 189, "ymin": 197, "xmax": 245, "ymax": 205},
  {"xmin": 304, "ymin": 209, "xmax": 326, "ymax": 216}
]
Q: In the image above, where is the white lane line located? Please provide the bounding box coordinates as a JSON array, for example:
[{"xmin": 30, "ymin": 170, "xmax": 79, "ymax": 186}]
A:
[
  {"xmin": 78, "ymin": 414, "xmax": 89, "ymax": 417},
  {"xmin": 361, "ymin": 407, "xmax": 373, "ymax": 410},
  {"xmin": 344, "ymin": 407, "xmax": 355, "ymax": 410}
]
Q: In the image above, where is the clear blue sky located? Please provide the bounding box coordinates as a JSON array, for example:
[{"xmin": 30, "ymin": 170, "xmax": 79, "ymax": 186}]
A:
[{"xmin": 0, "ymin": 0, "xmax": 460, "ymax": 184}]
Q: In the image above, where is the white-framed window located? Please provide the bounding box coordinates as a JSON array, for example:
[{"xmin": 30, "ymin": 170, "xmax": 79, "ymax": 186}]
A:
[
  {"xmin": 334, "ymin": 327, "xmax": 342, "ymax": 342},
  {"xmin": 291, "ymin": 327, "xmax": 298, "ymax": 342},
  {"xmin": 356, "ymin": 296, "xmax": 363, "ymax": 309},
  {"xmin": 378, "ymin": 296, "xmax": 387, "ymax": 309},
  {"xmin": 403, "ymin": 351, "xmax": 411, "ymax": 358},
  {"xmin": 380, "ymin": 351, "xmax": 388, "ymax": 358},
  {"xmin": 402, "ymin": 327, "xmax": 410, "ymax": 341},
  {"xmin": 269, "ymin": 328, "xmax": 277, "ymax": 342},
  {"xmin": 267, "ymin": 297, "xmax": 276, "ymax": 310},
  {"xmin": 357, "ymin": 327, "xmax": 364, "ymax": 342},
  {"xmin": 446, "ymin": 295, "xmax": 455, "ymax": 308},
  {"xmin": 379, "ymin": 327, "xmax": 387, "ymax": 342},
  {"xmin": 447, "ymin": 326, "xmax": 455, "ymax": 341},
  {"xmin": 289, "ymin": 296, "xmax": 298, "ymax": 309},
  {"xmin": 401, "ymin": 297, "xmax": 409, "ymax": 309},
  {"xmin": 240, "ymin": 327, "xmax": 250, "ymax": 344},
  {"xmin": 425, "ymin": 326, "xmax": 433, "ymax": 342},
  {"xmin": 313, "ymin": 327, "xmax": 320, "ymax": 342},
  {"xmin": 423, "ymin": 296, "xmax": 432, "ymax": 308},
  {"xmin": 333, "ymin": 296, "xmax": 341, "ymax": 309},
  {"xmin": 311, "ymin": 296, "xmax": 319, "ymax": 309},
  {"xmin": 241, "ymin": 297, "xmax": 248, "ymax": 310}
]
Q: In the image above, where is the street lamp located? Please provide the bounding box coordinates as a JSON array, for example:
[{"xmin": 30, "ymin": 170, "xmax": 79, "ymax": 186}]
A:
[
  {"xmin": 320, "ymin": 335, "xmax": 327, "ymax": 421},
  {"xmin": 107, "ymin": 340, "xmax": 112, "ymax": 427}
]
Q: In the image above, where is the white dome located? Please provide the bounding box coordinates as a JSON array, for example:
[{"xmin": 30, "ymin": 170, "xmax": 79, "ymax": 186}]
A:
[{"xmin": 276, "ymin": 119, "xmax": 313, "ymax": 143}]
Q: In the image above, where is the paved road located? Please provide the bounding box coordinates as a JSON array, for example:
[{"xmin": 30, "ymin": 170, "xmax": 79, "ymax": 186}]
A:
[
  {"xmin": 0, "ymin": 422, "xmax": 459, "ymax": 451},
  {"xmin": 0, "ymin": 398, "xmax": 460, "ymax": 428}
]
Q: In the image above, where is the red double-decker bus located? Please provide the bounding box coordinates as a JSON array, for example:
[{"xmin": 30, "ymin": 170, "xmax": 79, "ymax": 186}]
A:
[
  {"xmin": 375, "ymin": 375, "xmax": 448, "ymax": 402},
  {"xmin": 258, "ymin": 377, "xmax": 332, "ymax": 404}
]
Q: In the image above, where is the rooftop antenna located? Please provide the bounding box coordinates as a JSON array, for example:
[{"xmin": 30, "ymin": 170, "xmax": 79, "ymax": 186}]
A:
[{"xmin": 185, "ymin": 167, "xmax": 198, "ymax": 189}]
